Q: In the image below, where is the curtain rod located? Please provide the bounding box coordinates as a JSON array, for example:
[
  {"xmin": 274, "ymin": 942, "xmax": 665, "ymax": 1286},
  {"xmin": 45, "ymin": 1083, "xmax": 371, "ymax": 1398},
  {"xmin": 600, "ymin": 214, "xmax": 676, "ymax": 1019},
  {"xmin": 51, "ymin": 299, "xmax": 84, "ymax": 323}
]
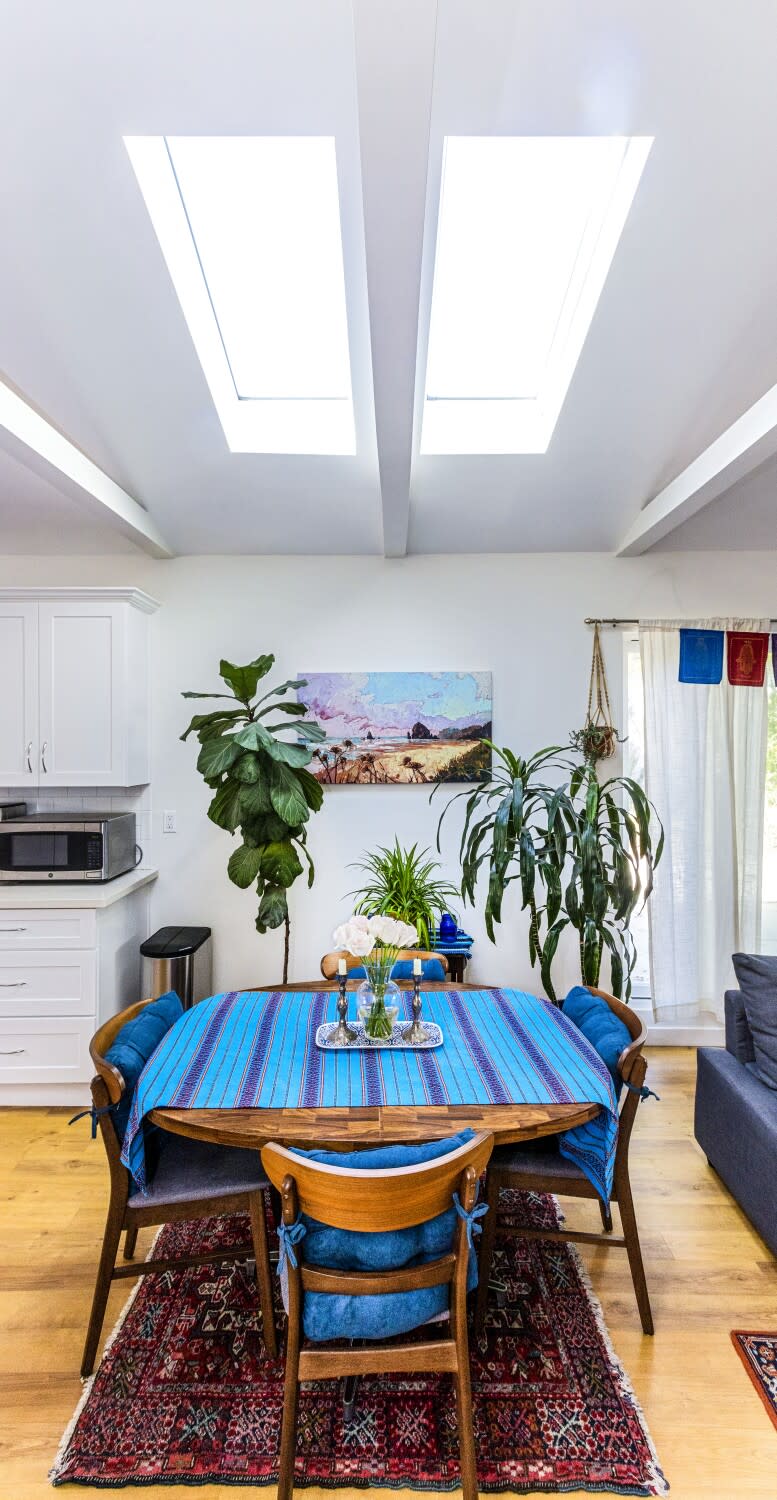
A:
[{"xmin": 585, "ymin": 616, "xmax": 777, "ymax": 628}]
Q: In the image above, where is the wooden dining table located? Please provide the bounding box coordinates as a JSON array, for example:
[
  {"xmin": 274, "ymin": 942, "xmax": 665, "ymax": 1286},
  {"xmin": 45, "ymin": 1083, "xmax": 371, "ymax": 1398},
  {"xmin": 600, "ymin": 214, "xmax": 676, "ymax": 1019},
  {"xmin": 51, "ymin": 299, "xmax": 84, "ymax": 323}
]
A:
[{"xmin": 150, "ymin": 982, "xmax": 602, "ymax": 1153}]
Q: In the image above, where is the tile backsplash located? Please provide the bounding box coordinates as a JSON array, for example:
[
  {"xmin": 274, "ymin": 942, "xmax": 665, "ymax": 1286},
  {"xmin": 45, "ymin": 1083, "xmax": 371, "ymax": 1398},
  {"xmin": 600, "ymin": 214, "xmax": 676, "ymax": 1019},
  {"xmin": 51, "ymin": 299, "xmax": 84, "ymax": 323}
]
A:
[{"xmin": 0, "ymin": 786, "xmax": 154, "ymax": 866}]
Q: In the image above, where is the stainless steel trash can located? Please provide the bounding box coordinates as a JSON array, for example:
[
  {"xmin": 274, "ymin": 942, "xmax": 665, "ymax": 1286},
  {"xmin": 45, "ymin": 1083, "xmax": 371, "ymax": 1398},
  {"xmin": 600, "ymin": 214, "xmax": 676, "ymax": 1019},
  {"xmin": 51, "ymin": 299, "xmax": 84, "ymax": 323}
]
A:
[{"xmin": 140, "ymin": 926, "xmax": 212, "ymax": 1009}]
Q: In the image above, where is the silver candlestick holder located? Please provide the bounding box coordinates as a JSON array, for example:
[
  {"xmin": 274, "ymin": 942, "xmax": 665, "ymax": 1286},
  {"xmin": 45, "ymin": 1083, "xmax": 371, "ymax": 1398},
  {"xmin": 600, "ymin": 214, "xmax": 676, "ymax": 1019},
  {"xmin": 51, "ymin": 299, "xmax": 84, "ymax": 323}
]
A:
[
  {"xmin": 403, "ymin": 974, "xmax": 426, "ymax": 1044},
  {"xmin": 331, "ymin": 973, "xmax": 357, "ymax": 1046}
]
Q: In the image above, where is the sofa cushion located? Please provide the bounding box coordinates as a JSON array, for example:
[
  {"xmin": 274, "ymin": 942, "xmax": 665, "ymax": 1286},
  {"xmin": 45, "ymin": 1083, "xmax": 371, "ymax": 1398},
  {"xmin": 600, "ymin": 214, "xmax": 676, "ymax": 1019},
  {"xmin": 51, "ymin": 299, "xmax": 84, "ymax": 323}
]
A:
[
  {"xmin": 105, "ymin": 991, "xmax": 184, "ymax": 1141},
  {"xmin": 732, "ymin": 954, "xmax": 777, "ymax": 1091},
  {"xmin": 286, "ymin": 1131, "xmax": 478, "ymax": 1342},
  {"xmin": 562, "ymin": 985, "xmax": 632, "ymax": 1095}
]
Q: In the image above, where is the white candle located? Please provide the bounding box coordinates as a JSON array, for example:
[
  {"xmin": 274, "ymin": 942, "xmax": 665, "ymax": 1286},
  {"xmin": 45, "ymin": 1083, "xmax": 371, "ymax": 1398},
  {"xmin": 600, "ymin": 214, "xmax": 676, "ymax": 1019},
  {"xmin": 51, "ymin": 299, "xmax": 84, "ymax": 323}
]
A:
[
  {"xmin": 338, "ymin": 958, "xmax": 347, "ymax": 976},
  {"xmin": 413, "ymin": 957, "xmax": 422, "ymax": 977}
]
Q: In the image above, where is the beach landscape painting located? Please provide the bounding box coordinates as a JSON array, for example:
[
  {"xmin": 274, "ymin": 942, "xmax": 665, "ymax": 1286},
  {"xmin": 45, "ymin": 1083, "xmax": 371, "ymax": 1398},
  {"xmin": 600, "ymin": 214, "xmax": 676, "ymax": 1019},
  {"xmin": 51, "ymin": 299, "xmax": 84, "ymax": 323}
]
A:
[{"xmin": 298, "ymin": 671, "xmax": 492, "ymax": 784}]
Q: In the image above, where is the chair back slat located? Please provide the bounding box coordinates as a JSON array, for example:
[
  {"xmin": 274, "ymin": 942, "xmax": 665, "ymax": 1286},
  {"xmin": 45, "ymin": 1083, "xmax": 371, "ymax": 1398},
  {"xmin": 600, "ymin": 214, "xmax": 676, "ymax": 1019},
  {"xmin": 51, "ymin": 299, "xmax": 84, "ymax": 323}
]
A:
[
  {"xmin": 261, "ymin": 1131, "xmax": 492, "ymax": 1231},
  {"xmin": 320, "ymin": 949, "xmax": 449, "ymax": 980}
]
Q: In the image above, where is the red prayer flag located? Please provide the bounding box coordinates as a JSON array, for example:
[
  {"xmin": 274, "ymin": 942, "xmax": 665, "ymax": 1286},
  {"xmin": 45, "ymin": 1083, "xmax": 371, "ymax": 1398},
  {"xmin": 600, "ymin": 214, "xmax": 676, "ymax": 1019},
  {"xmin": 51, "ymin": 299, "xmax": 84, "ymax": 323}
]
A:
[{"xmin": 727, "ymin": 631, "xmax": 769, "ymax": 686}]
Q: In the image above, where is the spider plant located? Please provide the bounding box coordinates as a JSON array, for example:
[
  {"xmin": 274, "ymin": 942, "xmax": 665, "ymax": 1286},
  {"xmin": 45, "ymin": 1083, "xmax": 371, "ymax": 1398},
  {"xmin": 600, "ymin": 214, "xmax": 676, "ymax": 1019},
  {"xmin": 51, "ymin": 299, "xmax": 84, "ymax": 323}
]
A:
[{"xmin": 349, "ymin": 839, "xmax": 460, "ymax": 949}]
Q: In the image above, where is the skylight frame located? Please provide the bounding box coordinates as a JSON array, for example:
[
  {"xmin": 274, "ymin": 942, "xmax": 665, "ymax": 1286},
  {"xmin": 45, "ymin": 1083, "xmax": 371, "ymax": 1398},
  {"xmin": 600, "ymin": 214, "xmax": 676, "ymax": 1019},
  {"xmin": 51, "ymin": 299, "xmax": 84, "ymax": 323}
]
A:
[
  {"xmin": 420, "ymin": 135, "xmax": 653, "ymax": 456},
  {"xmin": 124, "ymin": 135, "xmax": 356, "ymax": 456}
]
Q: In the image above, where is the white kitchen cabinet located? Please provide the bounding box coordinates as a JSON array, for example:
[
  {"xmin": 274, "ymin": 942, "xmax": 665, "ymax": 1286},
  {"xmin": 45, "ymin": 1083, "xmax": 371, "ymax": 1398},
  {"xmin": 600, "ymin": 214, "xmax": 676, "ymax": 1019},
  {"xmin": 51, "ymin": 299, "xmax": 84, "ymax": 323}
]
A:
[
  {"xmin": 0, "ymin": 601, "xmax": 38, "ymax": 786},
  {"xmin": 0, "ymin": 588, "xmax": 156, "ymax": 788}
]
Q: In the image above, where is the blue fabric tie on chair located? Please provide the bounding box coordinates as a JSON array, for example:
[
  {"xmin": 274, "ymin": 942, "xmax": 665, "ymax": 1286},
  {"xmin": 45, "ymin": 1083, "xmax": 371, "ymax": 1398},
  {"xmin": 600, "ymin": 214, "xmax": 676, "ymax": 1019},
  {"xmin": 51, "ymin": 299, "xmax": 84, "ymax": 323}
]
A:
[{"xmin": 280, "ymin": 1130, "xmax": 483, "ymax": 1342}]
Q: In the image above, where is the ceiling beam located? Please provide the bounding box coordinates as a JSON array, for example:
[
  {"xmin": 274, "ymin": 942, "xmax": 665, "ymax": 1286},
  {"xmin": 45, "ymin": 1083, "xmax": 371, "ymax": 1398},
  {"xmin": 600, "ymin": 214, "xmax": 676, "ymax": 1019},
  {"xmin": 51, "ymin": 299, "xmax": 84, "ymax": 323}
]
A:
[
  {"xmin": 0, "ymin": 376, "xmax": 173, "ymax": 558},
  {"xmin": 353, "ymin": 0, "xmax": 437, "ymax": 558},
  {"xmin": 617, "ymin": 382, "xmax": 777, "ymax": 556}
]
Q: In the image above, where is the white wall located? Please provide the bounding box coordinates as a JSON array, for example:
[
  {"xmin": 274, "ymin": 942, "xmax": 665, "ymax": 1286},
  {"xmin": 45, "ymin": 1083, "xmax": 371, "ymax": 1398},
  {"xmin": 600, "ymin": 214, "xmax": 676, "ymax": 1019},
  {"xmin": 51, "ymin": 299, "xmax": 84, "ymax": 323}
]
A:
[{"xmin": 1, "ymin": 550, "xmax": 775, "ymax": 997}]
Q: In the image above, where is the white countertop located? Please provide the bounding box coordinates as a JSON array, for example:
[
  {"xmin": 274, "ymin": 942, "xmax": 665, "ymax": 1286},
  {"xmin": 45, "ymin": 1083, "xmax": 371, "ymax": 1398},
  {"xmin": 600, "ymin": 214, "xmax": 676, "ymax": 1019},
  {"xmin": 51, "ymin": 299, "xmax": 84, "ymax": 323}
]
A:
[{"xmin": 0, "ymin": 867, "xmax": 158, "ymax": 908}]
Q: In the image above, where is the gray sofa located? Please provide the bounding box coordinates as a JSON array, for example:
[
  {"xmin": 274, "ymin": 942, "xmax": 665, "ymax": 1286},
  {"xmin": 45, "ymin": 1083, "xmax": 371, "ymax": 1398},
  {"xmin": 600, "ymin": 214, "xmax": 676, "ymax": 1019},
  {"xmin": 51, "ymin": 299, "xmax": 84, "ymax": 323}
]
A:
[{"xmin": 695, "ymin": 989, "xmax": 777, "ymax": 1258}]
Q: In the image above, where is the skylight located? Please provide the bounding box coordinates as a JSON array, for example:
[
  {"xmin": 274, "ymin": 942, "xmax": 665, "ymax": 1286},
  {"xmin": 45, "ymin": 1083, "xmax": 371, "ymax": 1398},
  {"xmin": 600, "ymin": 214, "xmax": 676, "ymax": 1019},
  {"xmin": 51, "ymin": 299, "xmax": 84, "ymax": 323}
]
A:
[
  {"xmin": 124, "ymin": 136, "xmax": 355, "ymax": 455},
  {"xmin": 420, "ymin": 136, "xmax": 652, "ymax": 455}
]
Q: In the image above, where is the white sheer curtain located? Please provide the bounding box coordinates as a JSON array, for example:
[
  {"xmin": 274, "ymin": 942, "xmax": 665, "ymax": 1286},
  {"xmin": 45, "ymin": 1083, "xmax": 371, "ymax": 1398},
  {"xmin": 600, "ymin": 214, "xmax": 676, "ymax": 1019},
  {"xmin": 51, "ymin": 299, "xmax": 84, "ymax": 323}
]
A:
[{"xmin": 640, "ymin": 617, "xmax": 768, "ymax": 1021}]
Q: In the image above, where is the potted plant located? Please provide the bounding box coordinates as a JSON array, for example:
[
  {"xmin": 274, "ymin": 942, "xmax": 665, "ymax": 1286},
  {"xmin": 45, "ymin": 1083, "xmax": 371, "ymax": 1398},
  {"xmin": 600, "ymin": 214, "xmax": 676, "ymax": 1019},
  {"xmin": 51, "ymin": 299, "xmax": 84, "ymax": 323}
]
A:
[
  {"xmin": 349, "ymin": 838, "xmax": 460, "ymax": 949},
  {"xmin": 436, "ymin": 741, "xmax": 662, "ymax": 1002},
  {"xmin": 181, "ymin": 654, "xmax": 326, "ymax": 983}
]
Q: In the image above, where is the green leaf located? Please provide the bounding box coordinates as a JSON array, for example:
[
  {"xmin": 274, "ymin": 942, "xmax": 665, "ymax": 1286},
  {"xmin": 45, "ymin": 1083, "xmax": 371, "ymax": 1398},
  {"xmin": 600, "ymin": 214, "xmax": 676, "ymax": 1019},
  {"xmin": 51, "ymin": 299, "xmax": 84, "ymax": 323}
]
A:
[
  {"xmin": 540, "ymin": 918, "xmax": 569, "ymax": 1002},
  {"xmin": 294, "ymin": 765, "xmax": 324, "ymax": 812},
  {"xmin": 207, "ymin": 780, "xmax": 243, "ymax": 832},
  {"xmin": 227, "ymin": 844, "xmax": 264, "ymax": 888},
  {"xmin": 269, "ymin": 761, "xmax": 309, "ymax": 825},
  {"xmin": 196, "ymin": 735, "xmax": 241, "ymax": 777},
  {"xmin": 256, "ymin": 884, "xmax": 288, "ymax": 931},
  {"xmin": 234, "ymin": 723, "xmax": 274, "ymax": 752},
  {"xmin": 264, "ymin": 739, "xmax": 313, "ymax": 769},
  {"xmin": 232, "ymin": 752, "xmax": 263, "ymax": 784},
  {"xmin": 263, "ymin": 720, "xmax": 326, "ymax": 742},
  {"xmin": 219, "ymin": 655, "xmax": 274, "ymax": 701},
  {"xmin": 260, "ymin": 839, "xmax": 304, "ymax": 888},
  {"xmin": 181, "ymin": 691, "xmax": 239, "ymax": 701},
  {"xmin": 238, "ymin": 780, "xmax": 273, "ymax": 817},
  {"xmin": 263, "ymin": 701, "xmax": 307, "ymax": 716},
  {"xmin": 180, "ymin": 708, "xmax": 243, "ymax": 741}
]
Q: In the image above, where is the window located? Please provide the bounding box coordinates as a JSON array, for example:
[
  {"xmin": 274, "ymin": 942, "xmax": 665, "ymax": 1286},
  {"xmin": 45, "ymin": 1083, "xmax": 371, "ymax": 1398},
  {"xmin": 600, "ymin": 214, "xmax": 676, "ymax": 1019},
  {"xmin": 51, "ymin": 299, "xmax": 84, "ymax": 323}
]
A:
[
  {"xmin": 124, "ymin": 136, "xmax": 355, "ymax": 455},
  {"xmin": 420, "ymin": 135, "xmax": 652, "ymax": 455},
  {"xmin": 624, "ymin": 636, "xmax": 777, "ymax": 990}
]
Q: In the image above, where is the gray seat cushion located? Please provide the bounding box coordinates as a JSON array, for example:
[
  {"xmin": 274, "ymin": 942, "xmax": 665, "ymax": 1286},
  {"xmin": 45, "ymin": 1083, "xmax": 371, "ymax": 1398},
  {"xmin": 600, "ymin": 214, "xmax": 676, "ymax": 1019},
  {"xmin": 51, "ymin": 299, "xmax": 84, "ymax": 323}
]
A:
[
  {"xmin": 130, "ymin": 1131, "xmax": 269, "ymax": 1207},
  {"xmin": 491, "ymin": 1138, "xmax": 585, "ymax": 1182},
  {"xmin": 732, "ymin": 954, "xmax": 777, "ymax": 1090}
]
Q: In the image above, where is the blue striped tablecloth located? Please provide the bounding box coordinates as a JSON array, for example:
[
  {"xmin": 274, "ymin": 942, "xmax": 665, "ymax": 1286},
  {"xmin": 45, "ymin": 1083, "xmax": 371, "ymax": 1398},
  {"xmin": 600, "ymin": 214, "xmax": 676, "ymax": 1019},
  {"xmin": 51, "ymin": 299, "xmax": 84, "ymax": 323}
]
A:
[{"xmin": 121, "ymin": 988, "xmax": 618, "ymax": 1200}]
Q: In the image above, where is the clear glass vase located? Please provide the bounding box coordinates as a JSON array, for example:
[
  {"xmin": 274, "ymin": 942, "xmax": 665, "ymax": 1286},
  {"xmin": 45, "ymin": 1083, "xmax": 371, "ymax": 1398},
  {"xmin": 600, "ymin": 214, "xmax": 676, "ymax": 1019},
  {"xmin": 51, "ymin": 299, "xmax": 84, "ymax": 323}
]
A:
[{"xmin": 357, "ymin": 954, "xmax": 400, "ymax": 1040}]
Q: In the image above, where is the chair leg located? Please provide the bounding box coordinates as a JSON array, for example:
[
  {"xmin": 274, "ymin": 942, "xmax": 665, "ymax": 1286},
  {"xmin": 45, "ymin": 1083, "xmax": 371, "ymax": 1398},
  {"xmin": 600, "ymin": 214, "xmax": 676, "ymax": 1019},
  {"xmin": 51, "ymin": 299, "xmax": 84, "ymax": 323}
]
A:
[
  {"xmin": 277, "ymin": 1313, "xmax": 300, "ymax": 1500},
  {"xmin": 618, "ymin": 1178, "xmax": 654, "ymax": 1335},
  {"xmin": 452, "ymin": 1287, "xmax": 478, "ymax": 1500},
  {"xmin": 474, "ymin": 1171, "xmax": 500, "ymax": 1336},
  {"xmin": 599, "ymin": 1198, "xmax": 613, "ymax": 1234},
  {"xmin": 249, "ymin": 1190, "xmax": 278, "ymax": 1359},
  {"xmin": 81, "ymin": 1200, "xmax": 124, "ymax": 1377},
  {"xmin": 123, "ymin": 1224, "xmax": 138, "ymax": 1259}
]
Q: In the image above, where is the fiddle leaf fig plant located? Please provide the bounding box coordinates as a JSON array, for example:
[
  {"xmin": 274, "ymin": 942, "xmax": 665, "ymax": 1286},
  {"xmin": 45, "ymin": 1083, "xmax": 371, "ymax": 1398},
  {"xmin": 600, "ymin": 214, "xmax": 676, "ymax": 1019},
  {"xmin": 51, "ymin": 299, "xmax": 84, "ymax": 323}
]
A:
[{"xmin": 181, "ymin": 655, "xmax": 326, "ymax": 982}]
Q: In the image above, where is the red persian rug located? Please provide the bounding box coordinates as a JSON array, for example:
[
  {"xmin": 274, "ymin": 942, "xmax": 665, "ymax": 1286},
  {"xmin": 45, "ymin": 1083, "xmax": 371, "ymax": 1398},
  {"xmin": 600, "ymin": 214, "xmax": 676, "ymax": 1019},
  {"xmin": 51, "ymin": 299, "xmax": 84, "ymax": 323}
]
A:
[
  {"xmin": 52, "ymin": 1191, "xmax": 667, "ymax": 1494},
  {"xmin": 731, "ymin": 1331, "xmax": 777, "ymax": 1431}
]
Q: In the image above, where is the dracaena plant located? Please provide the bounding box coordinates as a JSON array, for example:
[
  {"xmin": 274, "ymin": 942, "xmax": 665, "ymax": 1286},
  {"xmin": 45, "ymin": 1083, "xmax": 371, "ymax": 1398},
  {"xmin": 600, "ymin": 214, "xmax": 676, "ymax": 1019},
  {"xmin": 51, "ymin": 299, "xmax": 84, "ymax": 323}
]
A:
[
  {"xmin": 181, "ymin": 655, "xmax": 326, "ymax": 982},
  {"xmin": 436, "ymin": 741, "xmax": 663, "ymax": 1003}
]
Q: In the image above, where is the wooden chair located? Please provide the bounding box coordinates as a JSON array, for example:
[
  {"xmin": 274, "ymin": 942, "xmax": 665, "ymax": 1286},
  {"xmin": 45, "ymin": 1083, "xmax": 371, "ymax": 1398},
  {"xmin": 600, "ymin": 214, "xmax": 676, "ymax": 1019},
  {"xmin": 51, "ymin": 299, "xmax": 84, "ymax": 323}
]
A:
[
  {"xmin": 320, "ymin": 949, "xmax": 449, "ymax": 982},
  {"xmin": 81, "ymin": 998, "xmax": 277, "ymax": 1377},
  {"xmin": 474, "ymin": 986, "xmax": 654, "ymax": 1336},
  {"xmin": 262, "ymin": 1130, "xmax": 493, "ymax": 1500}
]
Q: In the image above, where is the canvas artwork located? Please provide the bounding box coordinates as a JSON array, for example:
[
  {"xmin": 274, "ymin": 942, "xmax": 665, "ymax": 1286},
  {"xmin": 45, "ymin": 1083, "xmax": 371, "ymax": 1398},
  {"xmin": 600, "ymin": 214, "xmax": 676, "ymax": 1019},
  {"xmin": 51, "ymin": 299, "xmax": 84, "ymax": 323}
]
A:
[{"xmin": 298, "ymin": 671, "xmax": 492, "ymax": 784}]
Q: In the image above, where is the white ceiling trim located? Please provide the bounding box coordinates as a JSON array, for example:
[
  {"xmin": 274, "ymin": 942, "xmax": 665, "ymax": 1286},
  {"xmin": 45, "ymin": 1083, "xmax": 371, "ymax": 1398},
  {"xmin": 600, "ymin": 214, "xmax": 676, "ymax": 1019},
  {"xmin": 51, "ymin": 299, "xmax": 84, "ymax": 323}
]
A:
[
  {"xmin": 0, "ymin": 377, "xmax": 173, "ymax": 558},
  {"xmin": 617, "ymin": 381, "xmax": 777, "ymax": 556}
]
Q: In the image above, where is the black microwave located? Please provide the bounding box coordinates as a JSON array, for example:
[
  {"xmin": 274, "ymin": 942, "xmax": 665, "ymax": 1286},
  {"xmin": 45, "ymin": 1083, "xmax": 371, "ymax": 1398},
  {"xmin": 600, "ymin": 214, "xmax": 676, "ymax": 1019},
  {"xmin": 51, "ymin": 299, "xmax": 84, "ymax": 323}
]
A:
[{"xmin": 0, "ymin": 812, "xmax": 137, "ymax": 882}]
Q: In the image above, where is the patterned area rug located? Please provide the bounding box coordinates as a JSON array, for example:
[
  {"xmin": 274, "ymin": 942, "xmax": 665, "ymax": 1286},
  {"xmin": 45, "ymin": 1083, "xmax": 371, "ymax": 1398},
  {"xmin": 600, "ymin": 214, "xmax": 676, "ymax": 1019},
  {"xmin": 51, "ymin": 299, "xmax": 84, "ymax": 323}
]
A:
[
  {"xmin": 52, "ymin": 1191, "xmax": 667, "ymax": 1494},
  {"xmin": 731, "ymin": 1332, "xmax": 777, "ymax": 1431}
]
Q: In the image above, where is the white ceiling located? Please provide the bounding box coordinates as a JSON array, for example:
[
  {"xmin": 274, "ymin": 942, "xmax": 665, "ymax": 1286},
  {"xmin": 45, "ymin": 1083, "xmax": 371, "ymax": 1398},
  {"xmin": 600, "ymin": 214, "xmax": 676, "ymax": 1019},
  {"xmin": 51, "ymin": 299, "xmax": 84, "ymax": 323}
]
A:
[{"xmin": 1, "ymin": 0, "xmax": 777, "ymax": 557}]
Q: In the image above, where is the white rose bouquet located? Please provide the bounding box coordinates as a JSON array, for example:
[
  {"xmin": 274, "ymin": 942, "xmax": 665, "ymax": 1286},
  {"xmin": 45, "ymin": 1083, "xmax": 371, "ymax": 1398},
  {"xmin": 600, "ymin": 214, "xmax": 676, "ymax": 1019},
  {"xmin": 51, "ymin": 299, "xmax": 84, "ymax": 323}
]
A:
[{"xmin": 332, "ymin": 913, "xmax": 418, "ymax": 1038}]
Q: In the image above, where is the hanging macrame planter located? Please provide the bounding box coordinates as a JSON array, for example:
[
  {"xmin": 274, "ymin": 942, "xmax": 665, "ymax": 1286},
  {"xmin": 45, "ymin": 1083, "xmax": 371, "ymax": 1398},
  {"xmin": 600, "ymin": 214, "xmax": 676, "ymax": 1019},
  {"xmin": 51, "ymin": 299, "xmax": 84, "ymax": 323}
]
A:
[{"xmin": 571, "ymin": 623, "xmax": 619, "ymax": 764}]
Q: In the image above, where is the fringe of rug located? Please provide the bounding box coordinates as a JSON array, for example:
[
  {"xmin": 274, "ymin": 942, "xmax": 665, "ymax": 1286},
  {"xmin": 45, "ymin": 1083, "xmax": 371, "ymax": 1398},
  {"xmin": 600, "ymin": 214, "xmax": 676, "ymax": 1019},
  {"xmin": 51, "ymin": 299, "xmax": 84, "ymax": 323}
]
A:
[{"xmin": 49, "ymin": 1225, "xmax": 164, "ymax": 1486}]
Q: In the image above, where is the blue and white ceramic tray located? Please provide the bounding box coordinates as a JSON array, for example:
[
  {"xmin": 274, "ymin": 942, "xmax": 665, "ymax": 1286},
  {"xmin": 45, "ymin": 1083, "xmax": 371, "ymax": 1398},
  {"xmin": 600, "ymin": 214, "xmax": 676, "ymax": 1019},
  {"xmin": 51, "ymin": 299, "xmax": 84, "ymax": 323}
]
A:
[{"xmin": 315, "ymin": 1020, "xmax": 443, "ymax": 1051}]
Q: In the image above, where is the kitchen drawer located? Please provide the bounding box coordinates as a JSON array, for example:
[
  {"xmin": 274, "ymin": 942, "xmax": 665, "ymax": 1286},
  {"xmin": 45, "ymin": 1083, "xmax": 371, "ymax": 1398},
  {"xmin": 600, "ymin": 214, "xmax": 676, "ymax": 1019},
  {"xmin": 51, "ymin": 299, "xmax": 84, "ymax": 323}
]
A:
[
  {"xmin": 0, "ymin": 1016, "xmax": 93, "ymax": 1083},
  {"xmin": 0, "ymin": 908, "xmax": 96, "ymax": 950},
  {"xmin": 0, "ymin": 950, "xmax": 96, "ymax": 1017}
]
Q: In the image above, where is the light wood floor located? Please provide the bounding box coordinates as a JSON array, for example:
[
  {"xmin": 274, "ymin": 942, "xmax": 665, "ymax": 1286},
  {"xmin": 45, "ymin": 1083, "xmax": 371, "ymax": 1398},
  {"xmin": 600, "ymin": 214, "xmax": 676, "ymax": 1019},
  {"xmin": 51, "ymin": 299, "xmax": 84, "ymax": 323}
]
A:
[{"xmin": 1, "ymin": 1049, "xmax": 776, "ymax": 1500}]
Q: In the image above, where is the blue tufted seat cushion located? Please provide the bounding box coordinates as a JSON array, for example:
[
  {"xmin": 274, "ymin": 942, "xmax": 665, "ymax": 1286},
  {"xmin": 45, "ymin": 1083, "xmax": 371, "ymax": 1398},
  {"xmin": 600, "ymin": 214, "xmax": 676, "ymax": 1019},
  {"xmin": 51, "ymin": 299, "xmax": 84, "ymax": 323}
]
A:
[
  {"xmin": 105, "ymin": 991, "xmax": 183, "ymax": 1142},
  {"xmin": 349, "ymin": 958, "xmax": 447, "ymax": 982},
  {"xmin": 561, "ymin": 985, "xmax": 632, "ymax": 1098},
  {"xmin": 284, "ymin": 1130, "xmax": 480, "ymax": 1342}
]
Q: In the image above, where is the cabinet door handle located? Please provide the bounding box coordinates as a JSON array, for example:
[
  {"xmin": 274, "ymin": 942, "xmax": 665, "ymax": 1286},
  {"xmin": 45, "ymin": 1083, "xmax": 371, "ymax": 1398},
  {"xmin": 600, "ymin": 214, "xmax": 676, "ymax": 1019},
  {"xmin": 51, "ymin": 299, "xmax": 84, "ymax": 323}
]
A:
[
  {"xmin": 41, "ymin": 741, "xmax": 48, "ymax": 774},
  {"xmin": 0, "ymin": 926, "xmax": 27, "ymax": 933},
  {"xmin": 26, "ymin": 740, "xmax": 32, "ymax": 773},
  {"xmin": 0, "ymin": 980, "xmax": 26, "ymax": 988},
  {"xmin": 0, "ymin": 1048, "xmax": 25, "ymax": 1055}
]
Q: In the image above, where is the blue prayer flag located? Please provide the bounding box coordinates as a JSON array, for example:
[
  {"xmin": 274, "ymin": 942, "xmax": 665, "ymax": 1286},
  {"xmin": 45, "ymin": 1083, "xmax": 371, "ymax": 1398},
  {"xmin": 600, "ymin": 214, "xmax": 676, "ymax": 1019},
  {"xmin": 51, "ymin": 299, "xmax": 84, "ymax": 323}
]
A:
[{"xmin": 679, "ymin": 628, "xmax": 724, "ymax": 684}]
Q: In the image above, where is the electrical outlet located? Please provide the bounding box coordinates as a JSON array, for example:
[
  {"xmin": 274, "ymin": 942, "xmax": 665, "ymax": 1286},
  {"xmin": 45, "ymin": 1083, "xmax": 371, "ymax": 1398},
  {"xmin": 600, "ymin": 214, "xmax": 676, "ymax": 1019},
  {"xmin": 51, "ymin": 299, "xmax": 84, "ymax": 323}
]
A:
[{"xmin": 163, "ymin": 810, "xmax": 177, "ymax": 833}]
